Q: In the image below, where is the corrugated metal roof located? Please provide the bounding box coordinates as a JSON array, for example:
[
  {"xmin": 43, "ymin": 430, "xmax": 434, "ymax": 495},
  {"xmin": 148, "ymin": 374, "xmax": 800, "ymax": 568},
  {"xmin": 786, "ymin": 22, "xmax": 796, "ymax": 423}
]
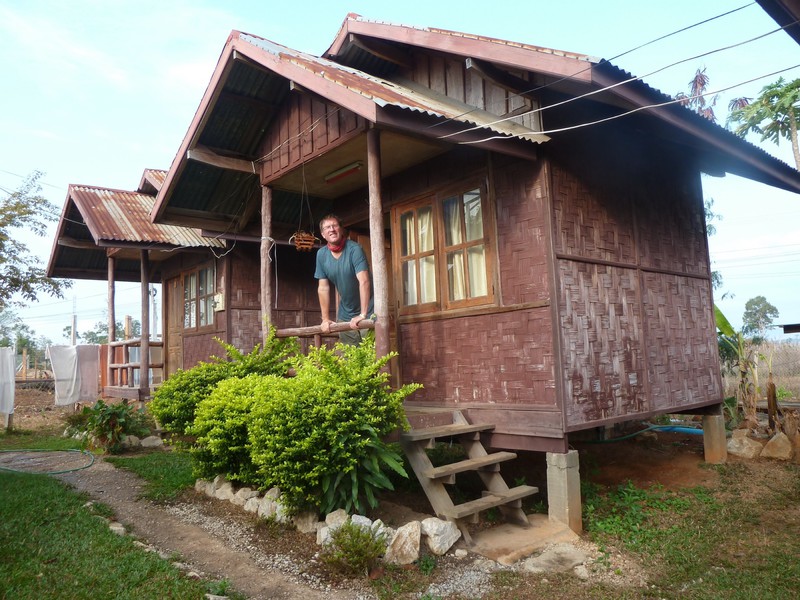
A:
[
  {"xmin": 69, "ymin": 185, "xmax": 224, "ymax": 248},
  {"xmin": 238, "ymin": 32, "xmax": 548, "ymax": 144}
]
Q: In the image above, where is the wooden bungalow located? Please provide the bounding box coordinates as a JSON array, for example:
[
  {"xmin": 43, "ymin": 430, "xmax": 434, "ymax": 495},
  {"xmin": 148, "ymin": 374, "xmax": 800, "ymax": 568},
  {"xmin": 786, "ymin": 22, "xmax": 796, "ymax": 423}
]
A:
[
  {"xmin": 47, "ymin": 169, "xmax": 238, "ymax": 400},
  {"xmin": 81, "ymin": 15, "xmax": 800, "ymax": 532}
]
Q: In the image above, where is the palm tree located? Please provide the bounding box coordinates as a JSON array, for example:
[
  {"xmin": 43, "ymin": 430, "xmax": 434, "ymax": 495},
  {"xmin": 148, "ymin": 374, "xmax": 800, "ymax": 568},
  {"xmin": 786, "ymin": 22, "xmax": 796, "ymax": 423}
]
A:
[{"xmin": 726, "ymin": 78, "xmax": 800, "ymax": 169}]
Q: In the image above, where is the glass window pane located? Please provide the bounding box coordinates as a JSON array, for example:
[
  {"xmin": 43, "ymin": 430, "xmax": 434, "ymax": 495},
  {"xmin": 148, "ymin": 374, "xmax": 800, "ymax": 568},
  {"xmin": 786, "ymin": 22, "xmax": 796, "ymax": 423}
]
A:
[
  {"xmin": 184, "ymin": 273, "xmax": 196, "ymax": 300},
  {"xmin": 420, "ymin": 255, "xmax": 437, "ymax": 303},
  {"xmin": 447, "ymin": 251, "xmax": 466, "ymax": 301},
  {"xmin": 200, "ymin": 297, "xmax": 214, "ymax": 327},
  {"xmin": 418, "ymin": 206, "xmax": 434, "ymax": 252},
  {"xmin": 400, "ymin": 211, "xmax": 415, "ymax": 256},
  {"xmin": 402, "ymin": 260, "xmax": 417, "ymax": 306},
  {"xmin": 184, "ymin": 300, "xmax": 196, "ymax": 328},
  {"xmin": 443, "ymin": 197, "xmax": 462, "ymax": 246},
  {"xmin": 463, "ymin": 190, "xmax": 484, "ymax": 242},
  {"xmin": 467, "ymin": 244, "xmax": 488, "ymax": 297}
]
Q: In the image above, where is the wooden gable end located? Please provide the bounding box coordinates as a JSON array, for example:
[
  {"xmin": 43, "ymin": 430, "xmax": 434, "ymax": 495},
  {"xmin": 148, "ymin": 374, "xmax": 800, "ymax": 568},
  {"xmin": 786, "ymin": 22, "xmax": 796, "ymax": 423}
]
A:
[
  {"xmin": 259, "ymin": 92, "xmax": 368, "ymax": 184},
  {"xmin": 399, "ymin": 50, "xmax": 542, "ymax": 133}
]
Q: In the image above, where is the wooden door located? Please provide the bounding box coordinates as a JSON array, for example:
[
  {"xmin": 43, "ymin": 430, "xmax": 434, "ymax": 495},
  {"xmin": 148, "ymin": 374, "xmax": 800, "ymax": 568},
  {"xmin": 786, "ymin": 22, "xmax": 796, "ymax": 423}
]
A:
[{"xmin": 164, "ymin": 276, "xmax": 183, "ymax": 376}]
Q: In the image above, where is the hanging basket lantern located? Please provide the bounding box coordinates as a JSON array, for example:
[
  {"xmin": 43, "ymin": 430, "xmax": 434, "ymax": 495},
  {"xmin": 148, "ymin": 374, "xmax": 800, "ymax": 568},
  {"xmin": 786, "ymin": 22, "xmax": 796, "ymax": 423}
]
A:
[{"xmin": 289, "ymin": 230, "xmax": 318, "ymax": 252}]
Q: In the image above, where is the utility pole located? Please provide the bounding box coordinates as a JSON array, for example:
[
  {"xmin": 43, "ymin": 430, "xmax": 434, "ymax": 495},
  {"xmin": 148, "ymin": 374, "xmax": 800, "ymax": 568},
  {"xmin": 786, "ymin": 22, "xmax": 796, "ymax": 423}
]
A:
[{"xmin": 71, "ymin": 296, "xmax": 77, "ymax": 345}]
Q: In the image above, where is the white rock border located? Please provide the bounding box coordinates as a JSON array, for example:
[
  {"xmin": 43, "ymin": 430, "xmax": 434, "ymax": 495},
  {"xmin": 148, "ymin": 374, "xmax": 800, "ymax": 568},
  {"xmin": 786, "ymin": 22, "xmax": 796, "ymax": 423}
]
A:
[{"xmin": 194, "ymin": 476, "xmax": 466, "ymax": 564}]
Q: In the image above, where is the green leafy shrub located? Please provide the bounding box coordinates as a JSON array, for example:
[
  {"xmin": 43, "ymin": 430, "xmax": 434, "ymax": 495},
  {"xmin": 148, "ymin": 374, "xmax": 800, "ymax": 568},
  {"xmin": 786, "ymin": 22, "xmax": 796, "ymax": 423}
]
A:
[
  {"xmin": 248, "ymin": 337, "xmax": 419, "ymax": 514},
  {"xmin": 149, "ymin": 329, "xmax": 298, "ymax": 434},
  {"xmin": 189, "ymin": 374, "xmax": 278, "ymax": 483},
  {"xmin": 84, "ymin": 399, "xmax": 151, "ymax": 453},
  {"xmin": 320, "ymin": 520, "xmax": 388, "ymax": 577}
]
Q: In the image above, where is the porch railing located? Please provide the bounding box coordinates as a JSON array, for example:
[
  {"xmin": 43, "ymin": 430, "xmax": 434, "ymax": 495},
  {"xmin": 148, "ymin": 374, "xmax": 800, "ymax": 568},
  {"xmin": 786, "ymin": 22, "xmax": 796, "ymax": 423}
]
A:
[
  {"xmin": 107, "ymin": 338, "xmax": 164, "ymax": 391},
  {"xmin": 274, "ymin": 320, "xmax": 375, "ymax": 345}
]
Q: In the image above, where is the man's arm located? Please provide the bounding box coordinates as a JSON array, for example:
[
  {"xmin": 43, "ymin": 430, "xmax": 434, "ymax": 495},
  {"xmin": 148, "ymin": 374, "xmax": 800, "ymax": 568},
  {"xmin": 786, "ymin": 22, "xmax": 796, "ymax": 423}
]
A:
[
  {"xmin": 348, "ymin": 270, "xmax": 371, "ymax": 329},
  {"xmin": 318, "ymin": 278, "xmax": 333, "ymax": 333}
]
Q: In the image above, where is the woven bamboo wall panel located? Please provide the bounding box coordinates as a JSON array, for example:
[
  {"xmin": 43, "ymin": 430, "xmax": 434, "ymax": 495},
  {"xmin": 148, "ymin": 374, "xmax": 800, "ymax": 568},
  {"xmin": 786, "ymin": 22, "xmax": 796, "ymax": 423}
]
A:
[
  {"xmin": 493, "ymin": 159, "xmax": 550, "ymax": 305},
  {"xmin": 636, "ymin": 175, "xmax": 708, "ymax": 276},
  {"xmin": 642, "ymin": 272, "xmax": 721, "ymax": 407},
  {"xmin": 558, "ymin": 260, "xmax": 646, "ymax": 426},
  {"xmin": 552, "ymin": 167, "xmax": 636, "ymax": 264},
  {"xmin": 229, "ymin": 308, "xmax": 262, "ymax": 353},
  {"xmin": 399, "ymin": 307, "xmax": 556, "ymax": 407},
  {"xmin": 184, "ymin": 332, "xmax": 224, "ymax": 370}
]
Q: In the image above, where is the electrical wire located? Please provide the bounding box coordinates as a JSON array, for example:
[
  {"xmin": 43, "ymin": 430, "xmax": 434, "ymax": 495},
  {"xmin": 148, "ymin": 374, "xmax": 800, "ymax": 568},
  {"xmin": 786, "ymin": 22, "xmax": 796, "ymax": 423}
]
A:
[{"xmin": 438, "ymin": 20, "xmax": 800, "ymax": 141}]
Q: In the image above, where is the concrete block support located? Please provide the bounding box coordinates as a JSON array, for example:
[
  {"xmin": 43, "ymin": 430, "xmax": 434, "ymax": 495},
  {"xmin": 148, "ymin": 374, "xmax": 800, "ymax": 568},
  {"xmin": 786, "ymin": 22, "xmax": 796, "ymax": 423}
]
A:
[
  {"xmin": 702, "ymin": 413, "xmax": 727, "ymax": 464},
  {"xmin": 546, "ymin": 449, "xmax": 582, "ymax": 534}
]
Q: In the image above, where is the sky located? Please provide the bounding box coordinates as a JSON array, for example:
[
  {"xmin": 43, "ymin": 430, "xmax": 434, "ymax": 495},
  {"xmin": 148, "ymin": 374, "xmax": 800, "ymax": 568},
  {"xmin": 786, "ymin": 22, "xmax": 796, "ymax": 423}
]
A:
[{"xmin": 1, "ymin": 0, "xmax": 799, "ymax": 343}]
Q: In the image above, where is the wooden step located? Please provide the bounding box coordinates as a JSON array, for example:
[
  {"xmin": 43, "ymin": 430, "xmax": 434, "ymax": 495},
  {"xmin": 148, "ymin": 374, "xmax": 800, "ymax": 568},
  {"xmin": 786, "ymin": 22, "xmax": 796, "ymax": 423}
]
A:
[
  {"xmin": 400, "ymin": 422, "xmax": 495, "ymax": 443},
  {"xmin": 440, "ymin": 485, "xmax": 538, "ymax": 520},
  {"xmin": 423, "ymin": 451, "xmax": 517, "ymax": 479}
]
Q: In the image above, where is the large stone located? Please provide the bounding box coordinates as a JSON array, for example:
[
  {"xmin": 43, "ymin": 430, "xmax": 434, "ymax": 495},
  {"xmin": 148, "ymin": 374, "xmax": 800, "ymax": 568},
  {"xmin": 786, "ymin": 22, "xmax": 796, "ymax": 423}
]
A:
[
  {"xmin": 243, "ymin": 496, "xmax": 261, "ymax": 514},
  {"xmin": 761, "ymin": 432, "xmax": 793, "ymax": 460},
  {"xmin": 293, "ymin": 511, "xmax": 320, "ymax": 534},
  {"xmin": 727, "ymin": 435, "xmax": 764, "ymax": 459},
  {"xmin": 140, "ymin": 435, "xmax": 163, "ymax": 448},
  {"xmin": 120, "ymin": 434, "xmax": 140, "ymax": 449},
  {"xmin": 317, "ymin": 525, "xmax": 331, "ymax": 546},
  {"xmin": 350, "ymin": 514, "xmax": 373, "ymax": 529},
  {"xmin": 384, "ymin": 521, "xmax": 420, "ymax": 565},
  {"xmin": 325, "ymin": 508, "xmax": 349, "ymax": 529},
  {"xmin": 214, "ymin": 481, "xmax": 235, "ymax": 501},
  {"xmin": 257, "ymin": 496, "xmax": 278, "ymax": 520},
  {"xmin": 194, "ymin": 479, "xmax": 212, "ymax": 495},
  {"xmin": 232, "ymin": 487, "xmax": 259, "ymax": 507},
  {"xmin": 421, "ymin": 517, "xmax": 461, "ymax": 556},
  {"xmin": 518, "ymin": 543, "xmax": 588, "ymax": 574}
]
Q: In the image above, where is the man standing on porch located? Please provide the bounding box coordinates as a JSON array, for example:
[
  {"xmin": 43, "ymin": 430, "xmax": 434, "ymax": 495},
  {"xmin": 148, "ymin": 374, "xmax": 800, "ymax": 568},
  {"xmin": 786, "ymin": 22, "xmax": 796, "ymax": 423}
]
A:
[{"xmin": 315, "ymin": 214, "xmax": 374, "ymax": 346}]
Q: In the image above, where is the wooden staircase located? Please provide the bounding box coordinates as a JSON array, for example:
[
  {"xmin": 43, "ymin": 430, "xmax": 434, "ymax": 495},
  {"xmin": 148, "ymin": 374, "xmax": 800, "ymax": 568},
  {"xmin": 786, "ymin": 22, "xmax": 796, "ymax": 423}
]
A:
[{"xmin": 400, "ymin": 410, "xmax": 538, "ymax": 544}]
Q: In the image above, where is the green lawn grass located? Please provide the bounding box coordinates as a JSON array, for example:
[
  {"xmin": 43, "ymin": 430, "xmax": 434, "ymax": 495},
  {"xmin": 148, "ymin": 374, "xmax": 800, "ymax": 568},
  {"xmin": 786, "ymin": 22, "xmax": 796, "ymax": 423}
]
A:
[
  {"xmin": 0, "ymin": 471, "xmax": 210, "ymax": 600},
  {"xmin": 105, "ymin": 450, "xmax": 196, "ymax": 501}
]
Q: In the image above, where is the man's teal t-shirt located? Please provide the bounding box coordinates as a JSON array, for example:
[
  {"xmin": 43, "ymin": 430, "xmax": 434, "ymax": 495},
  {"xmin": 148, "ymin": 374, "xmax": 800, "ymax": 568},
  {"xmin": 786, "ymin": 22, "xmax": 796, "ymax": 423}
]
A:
[{"xmin": 314, "ymin": 240, "xmax": 374, "ymax": 321}]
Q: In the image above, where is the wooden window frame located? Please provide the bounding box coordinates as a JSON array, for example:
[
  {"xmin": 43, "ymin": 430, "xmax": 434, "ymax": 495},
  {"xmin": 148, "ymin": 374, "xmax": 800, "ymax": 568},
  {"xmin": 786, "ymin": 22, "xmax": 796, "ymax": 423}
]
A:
[
  {"xmin": 182, "ymin": 263, "xmax": 216, "ymax": 332},
  {"xmin": 392, "ymin": 180, "xmax": 496, "ymax": 316}
]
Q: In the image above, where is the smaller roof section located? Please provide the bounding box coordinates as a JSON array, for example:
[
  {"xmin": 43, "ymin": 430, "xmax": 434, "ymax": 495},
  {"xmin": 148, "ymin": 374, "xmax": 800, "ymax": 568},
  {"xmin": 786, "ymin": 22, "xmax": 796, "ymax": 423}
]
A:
[{"xmin": 48, "ymin": 172, "xmax": 224, "ymax": 282}]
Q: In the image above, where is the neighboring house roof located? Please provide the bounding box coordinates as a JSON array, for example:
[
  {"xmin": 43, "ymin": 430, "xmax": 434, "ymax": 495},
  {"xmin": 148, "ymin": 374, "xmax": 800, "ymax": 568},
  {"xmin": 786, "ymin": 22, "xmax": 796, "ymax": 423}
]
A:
[
  {"xmin": 757, "ymin": 0, "xmax": 800, "ymax": 45},
  {"xmin": 48, "ymin": 179, "xmax": 224, "ymax": 282},
  {"xmin": 152, "ymin": 14, "xmax": 800, "ymax": 232}
]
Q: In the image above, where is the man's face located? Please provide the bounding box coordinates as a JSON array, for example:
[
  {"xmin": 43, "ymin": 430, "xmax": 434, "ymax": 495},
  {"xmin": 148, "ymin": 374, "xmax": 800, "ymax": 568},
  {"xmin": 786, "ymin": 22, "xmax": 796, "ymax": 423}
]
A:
[{"xmin": 320, "ymin": 219, "xmax": 344, "ymax": 245}]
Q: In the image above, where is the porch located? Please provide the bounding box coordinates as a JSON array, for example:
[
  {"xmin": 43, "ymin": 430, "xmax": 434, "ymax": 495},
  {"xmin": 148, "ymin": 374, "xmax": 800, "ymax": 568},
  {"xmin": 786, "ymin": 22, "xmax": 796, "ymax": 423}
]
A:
[{"xmin": 103, "ymin": 337, "xmax": 164, "ymax": 403}]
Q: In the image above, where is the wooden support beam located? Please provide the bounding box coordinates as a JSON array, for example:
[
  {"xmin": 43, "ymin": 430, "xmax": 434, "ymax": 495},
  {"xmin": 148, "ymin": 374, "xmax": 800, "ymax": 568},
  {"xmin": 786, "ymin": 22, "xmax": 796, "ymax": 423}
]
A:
[
  {"xmin": 107, "ymin": 256, "xmax": 116, "ymax": 387},
  {"xmin": 366, "ymin": 128, "xmax": 390, "ymax": 360},
  {"xmin": 261, "ymin": 186, "xmax": 273, "ymax": 340},
  {"xmin": 57, "ymin": 237, "xmax": 98, "ymax": 250},
  {"xmin": 348, "ymin": 33, "xmax": 413, "ymax": 68},
  {"xmin": 187, "ymin": 145, "xmax": 256, "ymax": 174},
  {"xmin": 139, "ymin": 251, "xmax": 150, "ymax": 406}
]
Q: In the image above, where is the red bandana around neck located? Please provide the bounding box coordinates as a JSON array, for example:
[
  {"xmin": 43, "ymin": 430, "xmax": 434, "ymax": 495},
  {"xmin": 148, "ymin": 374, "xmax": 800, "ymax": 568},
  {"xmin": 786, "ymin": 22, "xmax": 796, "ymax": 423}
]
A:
[{"xmin": 327, "ymin": 239, "xmax": 346, "ymax": 253}]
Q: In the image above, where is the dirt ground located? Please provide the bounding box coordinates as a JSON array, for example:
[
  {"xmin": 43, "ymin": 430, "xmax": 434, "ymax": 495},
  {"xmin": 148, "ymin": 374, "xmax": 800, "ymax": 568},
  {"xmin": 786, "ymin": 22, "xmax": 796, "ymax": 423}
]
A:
[{"xmin": 3, "ymin": 388, "xmax": 746, "ymax": 599}]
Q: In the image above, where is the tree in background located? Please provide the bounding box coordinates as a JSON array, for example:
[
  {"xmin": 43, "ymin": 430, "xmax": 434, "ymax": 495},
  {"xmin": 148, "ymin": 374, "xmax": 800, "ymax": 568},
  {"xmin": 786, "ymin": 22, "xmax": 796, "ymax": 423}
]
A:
[
  {"xmin": 0, "ymin": 171, "xmax": 71, "ymax": 309},
  {"xmin": 741, "ymin": 295, "xmax": 779, "ymax": 343},
  {"xmin": 63, "ymin": 319, "xmax": 142, "ymax": 343},
  {"xmin": 0, "ymin": 309, "xmax": 51, "ymax": 363},
  {"xmin": 676, "ymin": 68, "xmax": 718, "ymax": 122},
  {"xmin": 727, "ymin": 78, "xmax": 800, "ymax": 169}
]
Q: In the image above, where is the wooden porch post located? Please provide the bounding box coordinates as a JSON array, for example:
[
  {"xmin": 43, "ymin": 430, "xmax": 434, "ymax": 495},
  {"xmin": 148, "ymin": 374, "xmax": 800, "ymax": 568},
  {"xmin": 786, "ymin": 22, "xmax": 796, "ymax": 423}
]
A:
[
  {"xmin": 260, "ymin": 185, "xmax": 273, "ymax": 342},
  {"xmin": 139, "ymin": 250, "xmax": 150, "ymax": 404},
  {"xmin": 366, "ymin": 127, "xmax": 390, "ymax": 360},
  {"xmin": 107, "ymin": 256, "xmax": 116, "ymax": 389}
]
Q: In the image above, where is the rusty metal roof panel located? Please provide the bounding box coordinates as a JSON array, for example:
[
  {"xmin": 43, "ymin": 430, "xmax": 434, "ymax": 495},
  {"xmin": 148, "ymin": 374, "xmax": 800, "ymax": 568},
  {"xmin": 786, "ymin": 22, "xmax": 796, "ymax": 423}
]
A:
[{"xmin": 69, "ymin": 185, "xmax": 224, "ymax": 248}]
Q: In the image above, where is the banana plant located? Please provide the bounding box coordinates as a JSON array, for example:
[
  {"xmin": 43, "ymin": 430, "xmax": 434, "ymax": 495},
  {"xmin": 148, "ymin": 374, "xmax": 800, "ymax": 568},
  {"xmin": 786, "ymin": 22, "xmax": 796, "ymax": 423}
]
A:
[{"xmin": 715, "ymin": 305, "xmax": 759, "ymax": 428}]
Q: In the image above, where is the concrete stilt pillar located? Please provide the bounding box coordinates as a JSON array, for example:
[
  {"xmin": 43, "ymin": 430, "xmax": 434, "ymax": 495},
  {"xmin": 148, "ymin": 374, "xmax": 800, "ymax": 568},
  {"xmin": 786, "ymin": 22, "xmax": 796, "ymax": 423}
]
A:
[
  {"xmin": 702, "ymin": 413, "xmax": 727, "ymax": 464},
  {"xmin": 546, "ymin": 449, "xmax": 582, "ymax": 534}
]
